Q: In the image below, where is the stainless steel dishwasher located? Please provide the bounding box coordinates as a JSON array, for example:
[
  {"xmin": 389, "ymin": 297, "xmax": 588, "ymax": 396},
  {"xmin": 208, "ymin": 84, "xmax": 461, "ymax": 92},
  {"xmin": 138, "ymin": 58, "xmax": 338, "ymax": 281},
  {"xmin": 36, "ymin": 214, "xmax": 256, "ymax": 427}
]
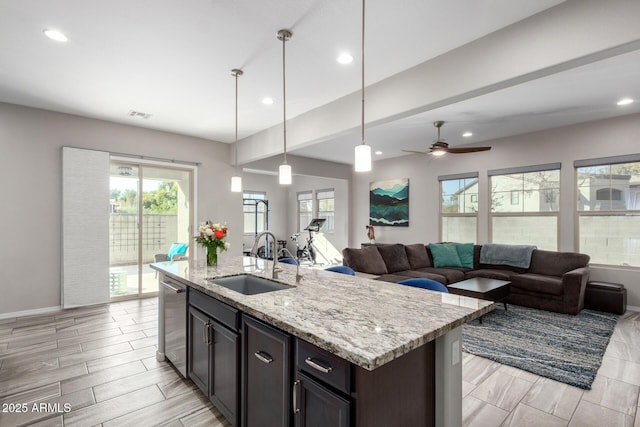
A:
[{"xmin": 161, "ymin": 278, "xmax": 187, "ymax": 377}]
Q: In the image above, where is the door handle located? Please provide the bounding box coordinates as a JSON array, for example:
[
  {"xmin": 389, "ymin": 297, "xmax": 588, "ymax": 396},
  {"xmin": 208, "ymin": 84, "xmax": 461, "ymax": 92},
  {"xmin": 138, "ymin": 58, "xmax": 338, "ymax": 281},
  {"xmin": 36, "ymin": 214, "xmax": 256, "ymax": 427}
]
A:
[
  {"xmin": 161, "ymin": 281, "xmax": 184, "ymax": 293},
  {"xmin": 293, "ymin": 379, "xmax": 300, "ymax": 414},
  {"xmin": 254, "ymin": 351, "xmax": 274, "ymax": 364},
  {"xmin": 305, "ymin": 357, "xmax": 333, "ymax": 374}
]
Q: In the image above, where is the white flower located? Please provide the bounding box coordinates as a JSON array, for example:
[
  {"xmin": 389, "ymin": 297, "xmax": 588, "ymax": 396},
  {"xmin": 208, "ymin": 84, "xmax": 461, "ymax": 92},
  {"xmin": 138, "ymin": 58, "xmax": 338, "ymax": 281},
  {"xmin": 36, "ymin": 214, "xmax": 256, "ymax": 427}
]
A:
[
  {"xmin": 212, "ymin": 223, "xmax": 220, "ymax": 229},
  {"xmin": 205, "ymin": 228, "xmax": 214, "ymax": 236},
  {"xmin": 224, "ymin": 242, "xmax": 231, "ymax": 249}
]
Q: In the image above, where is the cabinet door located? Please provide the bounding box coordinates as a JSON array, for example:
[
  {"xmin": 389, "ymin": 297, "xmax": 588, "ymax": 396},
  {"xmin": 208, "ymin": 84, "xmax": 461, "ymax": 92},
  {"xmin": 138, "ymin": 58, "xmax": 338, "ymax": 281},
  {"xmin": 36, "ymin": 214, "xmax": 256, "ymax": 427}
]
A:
[
  {"xmin": 211, "ymin": 321, "xmax": 239, "ymax": 426},
  {"xmin": 242, "ymin": 315, "xmax": 291, "ymax": 427},
  {"xmin": 188, "ymin": 306, "xmax": 210, "ymax": 395},
  {"xmin": 294, "ymin": 371, "xmax": 350, "ymax": 427}
]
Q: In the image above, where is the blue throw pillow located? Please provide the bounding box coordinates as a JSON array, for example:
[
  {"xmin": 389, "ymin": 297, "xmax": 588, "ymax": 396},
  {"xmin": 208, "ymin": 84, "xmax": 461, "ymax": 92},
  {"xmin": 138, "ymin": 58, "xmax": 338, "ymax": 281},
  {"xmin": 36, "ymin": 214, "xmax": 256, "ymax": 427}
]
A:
[
  {"xmin": 167, "ymin": 243, "xmax": 187, "ymax": 260},
  {"xmin": 455, "ymin": 243, "xmax": 474, "ymax": 269},
  {"xmin": 429, "ymin": 243, "xmax": 463, "ymax": 268}
]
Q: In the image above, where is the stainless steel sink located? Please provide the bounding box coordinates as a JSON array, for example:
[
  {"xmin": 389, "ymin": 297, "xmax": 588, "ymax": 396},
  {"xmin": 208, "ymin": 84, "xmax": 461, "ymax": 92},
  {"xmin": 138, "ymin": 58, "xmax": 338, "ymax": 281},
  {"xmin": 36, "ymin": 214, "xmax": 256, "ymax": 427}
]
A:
[{"xmin": 206, "ymin": 275, "xmax": 292, "ymax": 295}]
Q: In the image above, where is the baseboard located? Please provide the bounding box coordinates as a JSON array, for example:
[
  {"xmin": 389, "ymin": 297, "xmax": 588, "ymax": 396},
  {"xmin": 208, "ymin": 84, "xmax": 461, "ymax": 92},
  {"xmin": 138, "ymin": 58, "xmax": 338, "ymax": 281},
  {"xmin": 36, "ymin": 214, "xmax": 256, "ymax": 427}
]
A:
[
  {"xmin": 626, "ymin": 305, "xmax": 640, "ymax": 313},
  {"xmin": 0, "ymin": 305, "xmax": 62, "ymax": 320}
]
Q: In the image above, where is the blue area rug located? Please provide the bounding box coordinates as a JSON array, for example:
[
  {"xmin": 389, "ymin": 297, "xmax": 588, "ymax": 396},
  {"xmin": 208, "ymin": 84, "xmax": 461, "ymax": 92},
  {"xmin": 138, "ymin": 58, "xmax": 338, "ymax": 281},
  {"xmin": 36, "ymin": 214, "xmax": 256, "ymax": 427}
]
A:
[{"xmin": 462, "ymin": 305, "xmax": 618, "ymax": 389}]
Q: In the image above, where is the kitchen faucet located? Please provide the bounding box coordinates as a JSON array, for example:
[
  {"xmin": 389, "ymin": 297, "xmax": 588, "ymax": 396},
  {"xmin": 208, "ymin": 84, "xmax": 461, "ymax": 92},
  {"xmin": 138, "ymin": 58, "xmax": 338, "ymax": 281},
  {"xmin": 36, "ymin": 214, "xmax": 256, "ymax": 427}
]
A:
[
  {"xmin": 278, "ymin": 247, "xmax": 304, "ymax": 284},
  {"xmin": 250, "ymin": 231, "xmax": 281, "ymax": 279}
]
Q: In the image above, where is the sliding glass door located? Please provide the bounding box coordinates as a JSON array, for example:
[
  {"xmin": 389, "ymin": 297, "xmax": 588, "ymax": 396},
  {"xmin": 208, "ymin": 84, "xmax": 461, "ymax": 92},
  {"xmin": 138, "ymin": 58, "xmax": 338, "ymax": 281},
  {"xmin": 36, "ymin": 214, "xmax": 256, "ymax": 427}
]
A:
[{"xmin": 109, "ymin": 162, "xmax": 192, "ymax": 299}]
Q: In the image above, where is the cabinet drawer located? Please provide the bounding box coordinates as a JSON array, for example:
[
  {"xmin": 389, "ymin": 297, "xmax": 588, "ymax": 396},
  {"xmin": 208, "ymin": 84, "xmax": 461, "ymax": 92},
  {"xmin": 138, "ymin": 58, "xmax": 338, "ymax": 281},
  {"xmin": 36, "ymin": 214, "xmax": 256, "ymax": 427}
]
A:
[
  {"xmin": 189, "ymin": 289, "xmax": 239, "ymax": 331},
  {"xmin": 296, "ymin": 339, "xmax": 351, "ymax": 394}
]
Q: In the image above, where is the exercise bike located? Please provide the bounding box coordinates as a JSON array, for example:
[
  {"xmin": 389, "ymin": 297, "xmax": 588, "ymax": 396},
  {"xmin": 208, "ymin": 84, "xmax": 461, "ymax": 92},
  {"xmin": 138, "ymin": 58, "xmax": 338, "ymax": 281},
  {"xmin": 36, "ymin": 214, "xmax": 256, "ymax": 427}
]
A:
[{"xmin": 290, "ymin": 218, "xmax": 325, "ymax": 265}]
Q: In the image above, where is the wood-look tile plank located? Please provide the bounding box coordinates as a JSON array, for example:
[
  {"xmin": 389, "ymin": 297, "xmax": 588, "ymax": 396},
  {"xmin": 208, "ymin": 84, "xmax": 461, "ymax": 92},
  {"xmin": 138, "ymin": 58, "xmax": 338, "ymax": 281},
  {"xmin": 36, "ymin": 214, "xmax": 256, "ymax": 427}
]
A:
[
  {"xmin": 85, "ymin": 345, "xmax": 157, "ymax": 373},
  {"xmin": 0, "ymin": 387, "xmax": 94, "ymax": 427},
  {"xmin": 179, "ymin": 406, "xmax": 232, "ymax": 427},
  {"xmin": 54, "ymin": 305, "xmax": 111, "ymax": 321},
  {"xmin": 1, "ymin": 344, "xmax": 82, "ymax": 369},
  {"xmin": 57, "ymin": 328, "xmax": 128, "ymax": 349},
  {"xmin": 521, "ymin": 377, "xmax": 583, "ymax": 420},
  {"xmin": 58, "ymin": 342, "xmax": 133, "ymax": 368},
  {"xmin": 142, "ymin": 355, "xmax": 163, "ymax": 371},
  {"xmin": 63, "ymin": 384, "xmax": 165, "ymax": 426},
  {"xmin": 0, "ymin": 362, "xmax": 88, "ymax": 398},
  {"xmin": 92, "ymin": 365, "xmax": 177, "ymax": 402},
  {"xmin": 119, "ymin": 321, "xmax": 157, "ymax": 335},
  {"xmin": 80, "ymin": 331, "xmax": 146, "ymax": 352},
  {"xmin": 143, "ymin": 328, "xmax": 158, "ymax": 337},
  {"xmin": 2, "ymin": 383, "xmax": 60, "ymax": 405},
  {"xmin": 157, "ymin": 373, "xmax": 198, "ymax": 399},
  {"xmin": 2, "ymin": 329, "xmax": 78, "ymax": 349},
  {"xmin": 0, "ymin": 356, "xmax": 59, "ymax": 382},
  {"xmin": 102, "ymin": 387, "xmax": 212, "ymax": 427},
  {"xmin": 61, "ymin": 360, "xmax": 147, "ymax": 395},
  {"xmin": 0, "ymin": 340, "xmax": 58, "ymax": 359},
  {"xmin": 129, "ymin": 335, "xmax": 157, "ymax": 350},
  {"xmin": 57, "ymin": 318, "xmax": 136, "ymax": 336}
]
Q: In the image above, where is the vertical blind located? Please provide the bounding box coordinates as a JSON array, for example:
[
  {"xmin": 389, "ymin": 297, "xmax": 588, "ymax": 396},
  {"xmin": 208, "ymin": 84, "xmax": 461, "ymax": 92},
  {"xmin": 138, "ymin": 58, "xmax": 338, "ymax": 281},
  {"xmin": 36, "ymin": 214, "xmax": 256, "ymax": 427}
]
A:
[{"xmin": 62, "ymin": 147, "xmax": 110, "ymax": 308}]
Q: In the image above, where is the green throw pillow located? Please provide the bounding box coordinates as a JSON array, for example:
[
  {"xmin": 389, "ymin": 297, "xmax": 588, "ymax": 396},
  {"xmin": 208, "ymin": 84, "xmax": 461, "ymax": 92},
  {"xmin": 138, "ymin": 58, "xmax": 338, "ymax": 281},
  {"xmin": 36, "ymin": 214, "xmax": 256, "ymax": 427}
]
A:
[
  {"xmin": 455, "ymin": 243, "xmax": 474, "ymax": 269},
  {"xmin": 429, "ymin": 243, "xmax": 463, "ymax": 268}
]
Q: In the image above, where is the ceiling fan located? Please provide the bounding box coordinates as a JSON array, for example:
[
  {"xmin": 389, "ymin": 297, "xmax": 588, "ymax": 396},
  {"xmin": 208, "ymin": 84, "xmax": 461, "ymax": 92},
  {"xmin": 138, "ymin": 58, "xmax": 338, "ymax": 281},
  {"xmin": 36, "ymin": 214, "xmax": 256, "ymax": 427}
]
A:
[{"xmin": 403, "ymin": 121, "xmax": 491, "ymax": 156}]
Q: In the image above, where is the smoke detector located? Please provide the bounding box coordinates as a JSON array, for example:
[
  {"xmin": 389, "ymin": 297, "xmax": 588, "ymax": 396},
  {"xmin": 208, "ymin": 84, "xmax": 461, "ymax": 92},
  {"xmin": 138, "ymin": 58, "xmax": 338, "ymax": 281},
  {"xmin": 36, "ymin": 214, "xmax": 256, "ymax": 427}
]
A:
[{"xmin": 128, "ymin": 110, "xmax": 152, "ymax": 119}]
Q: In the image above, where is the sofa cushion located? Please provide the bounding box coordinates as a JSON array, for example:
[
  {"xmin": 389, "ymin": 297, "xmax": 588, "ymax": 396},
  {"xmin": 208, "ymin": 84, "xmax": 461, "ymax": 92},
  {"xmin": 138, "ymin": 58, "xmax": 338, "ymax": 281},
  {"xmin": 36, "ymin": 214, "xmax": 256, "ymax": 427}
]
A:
[
  {"xmin": 405, "ymin": 244, "xmax": 432, "ymax": 269},
  {"xmin": 511, "ymin": 273, "xmax": 564, "ymax": 296},
  {"xmin": 395, "ymin": 270, "xmax": 448, "ymax": 285},
  {"xmin": 527, "ymin": 250, "xmax": 590, "ymax": 277},
  {"xmin": 455, "ymin": 243, "xmax": 474, "ymax": 269},
  {"xmin": 429, "ymin": 243, "xmax": 463, "ymax": 268},
  {"xmin": 464, "ymin": 269, "xmax": 517, "ymax": 281},
  {"xmin": 375, "ymin": 273, "xmax": 415, "ymax": 283},
  {"xmin": 377, "ymin": 244, "xmax": 412, "ymax": 273},
  {"xmin": 415, "ymin": 267, "xmax": 465, "ymax": 285},
  {"xmin": 342, "ymin": 246, "xmax": 388, "ymax": 275}
]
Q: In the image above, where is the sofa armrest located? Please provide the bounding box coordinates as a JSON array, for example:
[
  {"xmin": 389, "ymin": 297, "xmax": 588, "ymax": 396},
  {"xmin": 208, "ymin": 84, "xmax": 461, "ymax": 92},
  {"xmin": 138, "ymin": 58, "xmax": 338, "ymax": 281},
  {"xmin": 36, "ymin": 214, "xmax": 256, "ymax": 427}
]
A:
[{"xmin": 561, "ymin": 266, "xmax": 590, "ymax": 313}]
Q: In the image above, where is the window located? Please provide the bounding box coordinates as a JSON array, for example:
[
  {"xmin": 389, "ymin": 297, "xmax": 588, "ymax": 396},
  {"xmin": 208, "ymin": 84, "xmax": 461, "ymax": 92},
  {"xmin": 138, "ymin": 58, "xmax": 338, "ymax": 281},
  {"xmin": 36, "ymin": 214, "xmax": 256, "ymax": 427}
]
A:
[
  {"xmin": 439, "ymin": 173, "xmax": 479, "ymax": 243},
  {"xmin": 243, "ymin": 192, "xmax": 266, "ymax": 234},
  {"xmin": 316, "ymin": 189, "xmax": 335, "ymax": 233},
  {"xmin": 297, "ymin": 192, "xmax": 313, "ymax": 233},
  {"xmin": 576, "ymin": 155, "xmax": 640, "ymax": 267},
  {"xmin": 489, "ymin": 163, "xmax": 560, "ymax": 250}
]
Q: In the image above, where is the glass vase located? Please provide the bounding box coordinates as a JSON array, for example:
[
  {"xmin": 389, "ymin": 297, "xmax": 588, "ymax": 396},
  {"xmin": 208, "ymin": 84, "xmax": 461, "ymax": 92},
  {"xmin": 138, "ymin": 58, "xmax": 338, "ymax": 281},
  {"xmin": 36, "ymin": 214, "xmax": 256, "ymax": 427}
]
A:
[{"xmin": 206, "ymin": 247, "xmax": 218, "ymax": 267}]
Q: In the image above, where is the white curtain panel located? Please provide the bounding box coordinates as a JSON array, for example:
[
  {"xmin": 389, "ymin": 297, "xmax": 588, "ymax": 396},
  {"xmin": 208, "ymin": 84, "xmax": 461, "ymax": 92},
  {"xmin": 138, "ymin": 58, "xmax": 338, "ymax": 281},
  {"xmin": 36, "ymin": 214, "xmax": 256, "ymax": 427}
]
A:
[{"xmin": 62, "ymin": 147, "xmax": 110, "ymax": 308}]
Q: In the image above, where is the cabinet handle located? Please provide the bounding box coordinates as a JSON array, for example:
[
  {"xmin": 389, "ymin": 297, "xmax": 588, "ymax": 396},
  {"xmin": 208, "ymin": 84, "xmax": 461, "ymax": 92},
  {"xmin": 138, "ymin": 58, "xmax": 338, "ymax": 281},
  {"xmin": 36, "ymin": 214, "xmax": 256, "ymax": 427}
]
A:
[
  {"xmin": 202, "ymin": 322, "xmax": 208, "ymax": 344},
  {"xmin": 305, "ymin": 357, "xmax": 333, "ymax": 374},
  {"xmin": 293, "ymin": 379, "xmax": 300, "ymax": 414},
  {"xmin": 254, "ymin": 351, "xmax": 274, "ymax": 364}
]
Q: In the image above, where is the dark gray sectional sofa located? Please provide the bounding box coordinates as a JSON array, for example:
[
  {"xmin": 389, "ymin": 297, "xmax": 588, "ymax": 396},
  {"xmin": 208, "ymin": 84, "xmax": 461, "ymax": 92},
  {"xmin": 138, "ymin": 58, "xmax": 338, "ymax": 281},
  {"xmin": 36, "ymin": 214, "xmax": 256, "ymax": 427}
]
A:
[{"xmin": 342, "ymin": 243, "xmax": 591, "ymax": 315}]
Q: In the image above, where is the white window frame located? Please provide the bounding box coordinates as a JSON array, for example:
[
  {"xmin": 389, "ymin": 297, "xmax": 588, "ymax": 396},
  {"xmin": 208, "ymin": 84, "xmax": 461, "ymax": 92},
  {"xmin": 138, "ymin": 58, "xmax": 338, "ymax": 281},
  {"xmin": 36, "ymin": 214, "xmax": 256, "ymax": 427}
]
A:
[
  {"xmin": 439, "ymin": 172, "xmax": 479, "ymax": 243},
  {"xmin": 297, "ymin": 191, "xmax": 313, "ymax": 233},
  {"xmin": 575, "ymin": 154, "xmax": 640, "ymax": 268},
  {"xmin": 315, "ymin": 189, "xmax": 335, "ymax": 233},
  {"xmin": 488, "ymin": 163, "xmax": 561, "ymax": 250},
  {"xmin": 243, "ymin": 191, "xmax": 266, "ymax": 235}
]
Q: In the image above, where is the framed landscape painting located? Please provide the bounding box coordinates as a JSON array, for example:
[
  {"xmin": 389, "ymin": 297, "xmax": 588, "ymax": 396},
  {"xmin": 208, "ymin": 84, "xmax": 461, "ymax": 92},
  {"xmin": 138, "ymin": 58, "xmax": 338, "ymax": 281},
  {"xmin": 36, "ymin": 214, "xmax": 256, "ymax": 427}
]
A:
[{"xmin": 369, "ymin": 178, "xmax": 409, "ymax": 227}]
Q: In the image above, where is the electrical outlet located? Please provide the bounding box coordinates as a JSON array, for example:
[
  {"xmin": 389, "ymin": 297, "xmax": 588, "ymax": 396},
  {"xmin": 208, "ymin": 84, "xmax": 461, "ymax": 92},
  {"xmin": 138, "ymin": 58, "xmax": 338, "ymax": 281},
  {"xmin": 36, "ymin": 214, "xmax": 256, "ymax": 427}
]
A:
[{"xmin": 452, "ymin": 340, "xmax": 460, "ymax": 365}]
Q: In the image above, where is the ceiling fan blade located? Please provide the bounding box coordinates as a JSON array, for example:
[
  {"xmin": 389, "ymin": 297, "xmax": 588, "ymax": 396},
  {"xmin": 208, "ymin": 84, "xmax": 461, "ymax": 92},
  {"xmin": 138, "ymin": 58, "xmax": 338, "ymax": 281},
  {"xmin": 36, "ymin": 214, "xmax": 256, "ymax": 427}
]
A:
[
  {"xmin": 401, "ymin": 149, "xmax": 429, "ymax": 155},
  {"xmin": 445, "ymin": 146, "xmax": 492, "ymax": 154}
]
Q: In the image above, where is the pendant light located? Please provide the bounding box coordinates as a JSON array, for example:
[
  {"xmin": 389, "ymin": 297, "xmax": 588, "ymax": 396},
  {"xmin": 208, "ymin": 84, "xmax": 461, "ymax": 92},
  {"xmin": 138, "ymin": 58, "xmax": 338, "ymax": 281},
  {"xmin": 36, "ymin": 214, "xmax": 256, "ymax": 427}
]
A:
[
  {"xmin": 354, "ymin": 0, "xmax": 372, "ymax": 172},
  {"xmin": 277, "ymin": 29, "xmax": 293, "ymax": 185},
  {"xmin": 230, "ymin": 69, "xmax": 243, "ymax": 192}
]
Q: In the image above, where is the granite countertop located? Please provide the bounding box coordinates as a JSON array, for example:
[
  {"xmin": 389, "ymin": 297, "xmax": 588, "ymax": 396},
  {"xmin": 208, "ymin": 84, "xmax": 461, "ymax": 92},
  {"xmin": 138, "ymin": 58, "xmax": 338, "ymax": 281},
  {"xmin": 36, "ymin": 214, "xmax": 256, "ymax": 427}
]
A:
[{"xmin": 152, "ymin": 256, "xmax": 494, "ymax": 371}]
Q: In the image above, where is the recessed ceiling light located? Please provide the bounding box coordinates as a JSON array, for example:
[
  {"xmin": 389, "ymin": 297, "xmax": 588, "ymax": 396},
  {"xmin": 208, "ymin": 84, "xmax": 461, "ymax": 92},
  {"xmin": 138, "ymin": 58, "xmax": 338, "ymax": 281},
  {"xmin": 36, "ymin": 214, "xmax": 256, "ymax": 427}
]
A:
[
  {"xmin": 337, "ymin": 53, "xmax": 353, "ymax": 64},
  {"xmin": 462, "ymin": 131, "xmax": 473, "ymax": 137},
  {"xmin": 375, "ymin": 150, "xmax": 383, "ymax": 155},
  {"xmin": 262, "ymin": 97, "xmax": 274, "ymax": 105},
  {"xmin": 43, "ymin": 29, "xmax": 68, "ymax": 42},
  {"xmin": 617, "ymin": 97, "xmax": 634, "ymax": 106}
]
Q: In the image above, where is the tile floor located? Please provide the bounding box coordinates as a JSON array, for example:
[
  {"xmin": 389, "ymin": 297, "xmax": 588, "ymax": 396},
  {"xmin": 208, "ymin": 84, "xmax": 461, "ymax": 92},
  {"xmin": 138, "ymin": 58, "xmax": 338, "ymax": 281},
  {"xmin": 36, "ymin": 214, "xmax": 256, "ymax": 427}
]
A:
[{"xmin": 0, "ymin": 298, "xmax": 637, "ymax": 426}]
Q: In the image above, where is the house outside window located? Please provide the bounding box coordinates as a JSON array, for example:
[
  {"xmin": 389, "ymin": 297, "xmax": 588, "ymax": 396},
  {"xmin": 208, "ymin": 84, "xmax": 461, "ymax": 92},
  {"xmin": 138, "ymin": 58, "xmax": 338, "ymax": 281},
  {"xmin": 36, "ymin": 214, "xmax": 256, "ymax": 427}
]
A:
[
  {"xmin": 576, "ymin": 155, "xmax": 640, "ymax": 267},
  {"xmin": 316, "ymin": 189, "xmax": 335, "ymax": 233},
  {"xmin": 439, "ymin": 172, "xmax": 479, "ymax": 243},
  {"xmin": 489, "ymin": 163, "xmax": 560, "ymax": 250},
  {"xmin": 297, "ymin": 192, "xmax": 313, "ymax": 233},
  {"xmin": 243, "ymin": 192, "xmax": 266, "ymax": 234}
]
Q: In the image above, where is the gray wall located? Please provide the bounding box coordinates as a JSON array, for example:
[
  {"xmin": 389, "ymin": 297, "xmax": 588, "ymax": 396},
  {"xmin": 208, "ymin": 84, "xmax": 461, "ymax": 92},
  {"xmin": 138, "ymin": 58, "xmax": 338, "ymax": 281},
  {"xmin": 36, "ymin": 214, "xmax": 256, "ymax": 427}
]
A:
[
  {"xmin": 0, "ymin": 102, "xmax": 242, "ymax": 315},
  {"xmin": 350, "ymin": 113, "xmax": 640, "ymax": 307}
]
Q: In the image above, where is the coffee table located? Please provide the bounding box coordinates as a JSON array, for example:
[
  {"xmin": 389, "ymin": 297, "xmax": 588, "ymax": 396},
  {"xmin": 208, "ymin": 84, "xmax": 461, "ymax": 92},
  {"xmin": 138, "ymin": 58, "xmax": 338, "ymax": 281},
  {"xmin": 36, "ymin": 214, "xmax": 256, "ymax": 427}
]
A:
[{"xmin": 447, "ymin": 277, "xmax": 511, "ymax": 310}]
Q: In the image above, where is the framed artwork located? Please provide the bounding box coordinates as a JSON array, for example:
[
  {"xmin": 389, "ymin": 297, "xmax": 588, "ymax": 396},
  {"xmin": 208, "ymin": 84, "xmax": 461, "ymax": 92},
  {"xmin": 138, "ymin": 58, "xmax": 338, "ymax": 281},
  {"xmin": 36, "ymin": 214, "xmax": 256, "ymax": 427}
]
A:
[{"xmin": 369, "ymin": 178, "xmax": 409, "ymax": 227}]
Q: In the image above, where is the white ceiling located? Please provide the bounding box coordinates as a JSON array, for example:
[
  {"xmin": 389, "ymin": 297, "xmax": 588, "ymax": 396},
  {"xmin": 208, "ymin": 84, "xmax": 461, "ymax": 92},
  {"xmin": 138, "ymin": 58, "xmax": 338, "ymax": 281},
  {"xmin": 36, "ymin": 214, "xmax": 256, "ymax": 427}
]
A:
[{"xmin": 1, "ymin": 0, "xmax": 638, "ymax": 165}]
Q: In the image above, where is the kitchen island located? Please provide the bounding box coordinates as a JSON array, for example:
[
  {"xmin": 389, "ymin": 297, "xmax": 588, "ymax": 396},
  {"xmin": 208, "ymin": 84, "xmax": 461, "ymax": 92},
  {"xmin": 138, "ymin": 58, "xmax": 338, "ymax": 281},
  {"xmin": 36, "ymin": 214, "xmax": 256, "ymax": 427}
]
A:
[{"xmin": 153, "ymin": 257, "xmax": 493, "ymax": 427}]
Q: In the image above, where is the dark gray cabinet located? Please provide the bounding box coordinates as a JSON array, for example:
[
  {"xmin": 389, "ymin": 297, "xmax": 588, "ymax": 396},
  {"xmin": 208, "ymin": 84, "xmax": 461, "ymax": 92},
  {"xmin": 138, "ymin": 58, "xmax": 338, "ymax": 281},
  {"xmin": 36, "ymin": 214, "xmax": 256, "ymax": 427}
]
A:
[
  {"xmin": 294, "ymin": 371, "xmax": 350, "ymax": 427},
  {"xmin": 241, "ymin": 315, "xmax": 291, "ymax": 427},
  {"xmin": 188, "ymin": 290, "xmax": 240, "ymax": 426}
]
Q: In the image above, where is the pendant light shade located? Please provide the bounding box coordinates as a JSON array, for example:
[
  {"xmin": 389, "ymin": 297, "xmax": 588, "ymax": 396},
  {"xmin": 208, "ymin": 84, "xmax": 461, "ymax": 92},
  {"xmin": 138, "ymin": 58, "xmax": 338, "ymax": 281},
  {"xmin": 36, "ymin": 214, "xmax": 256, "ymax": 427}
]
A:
[
  {"xmin": 354, "ymin": 144, "xmax": 372, "ymax": 172},
  {"xmin": 230, "ymin": 68, "xmax": 243, "ymax": 192},
  {"xmin": 279, "ymin": 164, "xmax": 292, "ymax": 185},
  {"xmin": 354, "ymin": 0, "xmax": 371, "ymax": 172},
  {"xmin": 277, "ymin": 29, "xmax": 293, "ymax": 185}
]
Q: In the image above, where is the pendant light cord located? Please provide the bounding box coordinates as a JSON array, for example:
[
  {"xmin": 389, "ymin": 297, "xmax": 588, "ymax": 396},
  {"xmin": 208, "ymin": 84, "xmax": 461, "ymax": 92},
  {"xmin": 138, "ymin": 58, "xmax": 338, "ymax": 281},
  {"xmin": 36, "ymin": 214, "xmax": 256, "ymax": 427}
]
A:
[
  {"xmin": 361, "ymin": 0, "xmax": 365, "ymax": 145},
  {"xmin": 234, "ymin": 71, "xmax": 239, "ymax": 170},
  {"xmin": 282, "ymin": 33, "xmax": 288, "ymax": 164}
]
